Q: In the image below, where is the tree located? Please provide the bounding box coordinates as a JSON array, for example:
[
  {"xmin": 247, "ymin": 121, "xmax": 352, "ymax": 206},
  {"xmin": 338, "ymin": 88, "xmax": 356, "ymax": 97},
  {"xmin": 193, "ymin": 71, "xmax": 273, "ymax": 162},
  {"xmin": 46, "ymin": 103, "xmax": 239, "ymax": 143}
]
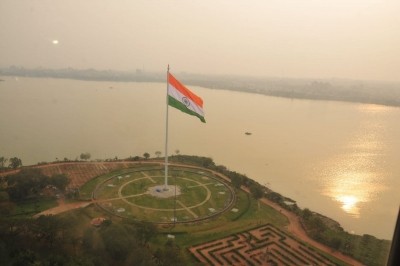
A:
[
  {"xmin": 230, "ymin": 174, "xmax": 242, "ymax": 189},
  {"xmin": 6, "ymin": 168, "xmax": 49, "ymax": 201},
  {"xmin": 100, "ymin": 225, "xmax": 133, "ymax": 261},
  {"xmin": 329, "ymin": 236, "xmax": 342, "ymax": 250},
  {"xmin": 11, "ymin": 249, "xmax": 38, "ymax": 266},
  {"xmin": 33, "ymin": 215, "xmax": 63, "ymax": 248},
  {"xmin": 308, "ymin": 216, "xmax": 327, "ymax": 235},
  {"xmin": 156, "ymin": 240, "xmax": 185, "ymax": 265},
  {"xmin": 249, "ymin": 184, "xmax": 263, "ymax": 200},
  {"xmin": 51, "ymin": 174, "xmax": 70, "ymax": 191},
  {"xmin": 266, "ymin": 191, "xmax": 284, "ymax": 204},
  {"xmin": 302, "ymin": 208, "xmax": 313, "ymax": 220},
  {"xmin": 143, "ymin": 152, "xmax": 150, "ymax": 160},
  {"xmin": 80, "ymin": 152, "xmax": 91, "ymax": 161},
  {"xmin": 0, "ymin": 191, "xmax": 9, "ymax": 202},
  {"xmin": 250, "ymin": 184, "xmax": 264, "ymax": 210},
  {"xmin": 175, "ymin": 149, "xmax": 180, "ymax": 155},
  {"xmin": 155, "ymin": 151, "xmax": 162, "ymax": 158},
  {"xmin": 135, "ymin": 221, "xmax": 157, "ymax": 245},
  {"xmin": 0, "ymin": 202, "xmax": 15, "ymax": 215},
  {"xmin": 8, "ymin": 157, "xmax": 22, "ymax": 169},
  {"xmin": 0, "ymin": 157, "xmax": 7, "ymax": 168}
]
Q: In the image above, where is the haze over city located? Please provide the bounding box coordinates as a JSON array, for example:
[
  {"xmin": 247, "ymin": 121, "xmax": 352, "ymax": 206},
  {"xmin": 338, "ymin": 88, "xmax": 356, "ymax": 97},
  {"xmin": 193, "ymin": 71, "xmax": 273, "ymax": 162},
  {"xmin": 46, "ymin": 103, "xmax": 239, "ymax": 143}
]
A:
[
  {"xmin": 1, "ymin": 0, "xmax": 399, "ymax": 82},
  {"xmin": 1, "ymin": 1, "xmax": 400, "ymax": 265}
]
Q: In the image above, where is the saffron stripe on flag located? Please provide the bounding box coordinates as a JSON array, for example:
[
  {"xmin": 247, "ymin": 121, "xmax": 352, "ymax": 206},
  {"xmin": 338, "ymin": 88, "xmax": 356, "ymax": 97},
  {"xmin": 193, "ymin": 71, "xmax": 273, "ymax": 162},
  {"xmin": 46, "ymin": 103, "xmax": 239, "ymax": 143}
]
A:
[
  {"xmin": 167, "ymin": 83, "xmax": 204, "ymax": 117},
  {"xmin": 168, "ymin": 73, "xmax": 203, "ymax": 108}
]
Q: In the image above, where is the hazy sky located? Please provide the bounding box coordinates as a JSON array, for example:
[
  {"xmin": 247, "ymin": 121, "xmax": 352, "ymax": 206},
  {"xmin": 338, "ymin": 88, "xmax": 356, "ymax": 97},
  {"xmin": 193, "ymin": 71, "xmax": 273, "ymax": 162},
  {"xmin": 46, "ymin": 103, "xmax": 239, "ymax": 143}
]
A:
[{"xmin": 1, "ymin": 0, "xmax": 399, "ymax": 81}]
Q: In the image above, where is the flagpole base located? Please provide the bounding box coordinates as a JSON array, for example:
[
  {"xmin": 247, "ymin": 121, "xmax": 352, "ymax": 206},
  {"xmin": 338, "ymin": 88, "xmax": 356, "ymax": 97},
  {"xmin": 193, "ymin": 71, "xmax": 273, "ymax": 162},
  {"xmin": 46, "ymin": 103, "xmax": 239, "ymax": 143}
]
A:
[{"xmin": 149, "ymin": 185, "xmax": 180, "ymax": 198}]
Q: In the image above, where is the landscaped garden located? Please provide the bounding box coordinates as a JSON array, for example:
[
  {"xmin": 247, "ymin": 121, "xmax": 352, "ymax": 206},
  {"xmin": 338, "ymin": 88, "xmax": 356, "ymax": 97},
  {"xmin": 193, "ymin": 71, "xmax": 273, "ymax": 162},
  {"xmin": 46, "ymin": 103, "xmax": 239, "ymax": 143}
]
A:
[
  {"xmin": 0, "ymin": 157, "xmax": 391, "ymax": 265},
  {"xmin": 87, "ymin": 166, "xmax": 236, "ymax": 224},
  {"xmin": 81, "ymin": 164, "xmax": 351, "ymax": 265}
]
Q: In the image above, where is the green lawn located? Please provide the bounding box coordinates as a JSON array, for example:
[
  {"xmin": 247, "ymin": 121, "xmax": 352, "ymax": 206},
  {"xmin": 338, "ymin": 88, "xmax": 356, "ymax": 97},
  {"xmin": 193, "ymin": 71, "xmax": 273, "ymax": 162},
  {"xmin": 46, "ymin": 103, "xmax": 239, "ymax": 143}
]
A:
[
  {"xmin": 78, "ymin": 165, "xmax": 356, "ymax": 265},
  {"xmin": 91, "ymin": 168, "xmax": 235, "ymax": 224},
  {"xmin": 8, "ymin": 198, "xmax": 58, "ymax": 218},
  {"xmin": 1, "ymin": 163, "xmax": 384, "ymax": 266},
  {"xmin": 165, "ymin": 189, "xmax": 288, "ymax": 247}
]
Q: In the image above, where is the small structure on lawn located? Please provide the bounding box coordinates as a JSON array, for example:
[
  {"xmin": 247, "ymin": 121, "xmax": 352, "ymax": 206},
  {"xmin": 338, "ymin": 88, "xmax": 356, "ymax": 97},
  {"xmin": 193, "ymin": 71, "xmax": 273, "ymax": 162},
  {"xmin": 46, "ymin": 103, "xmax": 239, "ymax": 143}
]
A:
[{"xmin": 91, "ymin": 217, "xmax": 106, "ymax": 227}]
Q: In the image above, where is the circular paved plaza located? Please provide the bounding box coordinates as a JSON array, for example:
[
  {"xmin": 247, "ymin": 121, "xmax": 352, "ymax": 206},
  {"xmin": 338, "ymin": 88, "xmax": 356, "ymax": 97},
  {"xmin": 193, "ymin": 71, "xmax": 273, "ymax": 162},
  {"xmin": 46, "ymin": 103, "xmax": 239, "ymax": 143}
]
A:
[{"xmin": 92, "ymin": 166, "xmax": 235, "ymax": 224}]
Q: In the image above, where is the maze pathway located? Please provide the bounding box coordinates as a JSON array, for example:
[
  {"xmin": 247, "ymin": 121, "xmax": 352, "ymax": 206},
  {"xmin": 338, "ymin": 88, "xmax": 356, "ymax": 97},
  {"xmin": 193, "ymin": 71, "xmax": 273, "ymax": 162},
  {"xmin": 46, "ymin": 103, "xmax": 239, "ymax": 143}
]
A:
[{"xmin": 189, "ymin": 224, "xmax": 341, "ymax": 266}]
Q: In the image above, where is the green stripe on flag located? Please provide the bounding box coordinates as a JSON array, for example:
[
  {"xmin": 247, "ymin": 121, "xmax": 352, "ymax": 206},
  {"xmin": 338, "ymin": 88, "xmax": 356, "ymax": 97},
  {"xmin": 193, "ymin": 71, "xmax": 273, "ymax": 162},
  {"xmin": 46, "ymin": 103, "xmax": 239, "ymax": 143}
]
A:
[{"xmin": 168, "ymin": 96, "xmax": 206, "ymax": 123}]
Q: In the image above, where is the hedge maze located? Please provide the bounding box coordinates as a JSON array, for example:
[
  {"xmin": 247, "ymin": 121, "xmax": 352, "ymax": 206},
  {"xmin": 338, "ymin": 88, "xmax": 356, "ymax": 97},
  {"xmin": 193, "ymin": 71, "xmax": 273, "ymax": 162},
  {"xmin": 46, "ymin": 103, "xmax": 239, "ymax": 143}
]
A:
[{"xmin": 189, "ymin": 224, "xmax": 340, "ymax": 266}]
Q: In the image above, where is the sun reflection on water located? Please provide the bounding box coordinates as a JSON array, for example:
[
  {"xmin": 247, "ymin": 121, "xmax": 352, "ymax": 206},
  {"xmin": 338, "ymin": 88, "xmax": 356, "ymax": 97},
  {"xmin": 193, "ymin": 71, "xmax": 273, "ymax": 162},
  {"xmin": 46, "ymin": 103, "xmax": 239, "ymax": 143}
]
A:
[
  {"xmin": 321, "ymin": 105, "xmax": 390, "ymax": 218},
  {"xmin": 358, "ymin": 104, "xmax": 391, "ymax": 114},
  {"xmin": 328, "ymin": 170, "xmax": 373, "ymax": 218},
  {"xmin": 338, "ymin": 195, "xmax": 359, "ymax": 214}
]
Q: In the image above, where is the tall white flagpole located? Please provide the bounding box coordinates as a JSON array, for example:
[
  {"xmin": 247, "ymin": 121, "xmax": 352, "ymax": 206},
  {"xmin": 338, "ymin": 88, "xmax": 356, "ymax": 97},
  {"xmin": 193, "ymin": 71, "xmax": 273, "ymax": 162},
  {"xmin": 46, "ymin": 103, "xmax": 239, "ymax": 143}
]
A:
[{"xmin": 164, "ymin": 65, "xmax": 170, "ymax": 190}]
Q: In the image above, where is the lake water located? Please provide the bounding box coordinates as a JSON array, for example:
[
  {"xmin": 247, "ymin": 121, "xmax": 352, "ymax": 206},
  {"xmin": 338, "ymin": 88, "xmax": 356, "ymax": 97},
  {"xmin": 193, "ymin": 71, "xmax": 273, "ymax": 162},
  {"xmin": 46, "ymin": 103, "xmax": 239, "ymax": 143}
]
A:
[{"xmin": 1, "ymin": 76, "xmax": 399, "ymax": 239}]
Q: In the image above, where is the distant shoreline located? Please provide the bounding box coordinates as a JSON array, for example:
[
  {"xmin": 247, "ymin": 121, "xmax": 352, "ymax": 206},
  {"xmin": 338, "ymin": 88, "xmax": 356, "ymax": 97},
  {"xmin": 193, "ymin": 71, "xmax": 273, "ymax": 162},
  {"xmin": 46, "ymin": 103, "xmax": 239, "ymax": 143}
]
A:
[{"xmin": 1, "ymin": 67, "xmax": 400, "ymax": 108}]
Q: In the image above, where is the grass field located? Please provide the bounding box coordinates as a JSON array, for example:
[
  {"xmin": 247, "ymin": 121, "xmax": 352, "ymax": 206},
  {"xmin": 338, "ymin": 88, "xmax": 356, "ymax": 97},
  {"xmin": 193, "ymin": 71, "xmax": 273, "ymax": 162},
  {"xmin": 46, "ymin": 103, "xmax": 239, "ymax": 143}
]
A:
[
  {"xmin": 0, "ymin": 162, "xmax": 383, "ymax": 265},
  {"xmin": 81, "ymin": 165, "xmax": 354, "ymax": 265},
  {"xmin": 7, "ymin": 198, "xmax": 58, "ymax": 218},
  {"xmin": 89, "ymin": 167, "xmax": 235, "ymax": 224},
  {"xmin": 168, "ymin": 189, "xmax": 289, "ymax": 247}
]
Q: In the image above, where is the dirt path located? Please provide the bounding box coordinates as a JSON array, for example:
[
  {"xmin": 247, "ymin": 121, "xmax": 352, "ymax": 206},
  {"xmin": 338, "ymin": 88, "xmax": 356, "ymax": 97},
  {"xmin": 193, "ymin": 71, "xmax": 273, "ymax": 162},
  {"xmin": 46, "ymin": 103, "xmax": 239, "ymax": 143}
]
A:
[
  {"xmin": 168, "ymin": 163, "xmax": 364, "ymax": 266},
  {"xmin": 256, "ymin": 190, "xmax": 363, "ymax": 265},
  {"xmin": 34, "ymin": 199, "xmax": 92, "ymax": 217}
]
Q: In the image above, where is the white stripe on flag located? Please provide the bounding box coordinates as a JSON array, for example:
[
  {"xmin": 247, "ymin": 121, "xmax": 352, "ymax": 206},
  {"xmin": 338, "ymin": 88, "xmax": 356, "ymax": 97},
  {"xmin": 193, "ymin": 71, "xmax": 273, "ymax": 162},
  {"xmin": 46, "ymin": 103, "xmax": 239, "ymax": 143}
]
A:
[{"xmin": 168, "ymin": 84, "xmax": 205, "ymax": 117}]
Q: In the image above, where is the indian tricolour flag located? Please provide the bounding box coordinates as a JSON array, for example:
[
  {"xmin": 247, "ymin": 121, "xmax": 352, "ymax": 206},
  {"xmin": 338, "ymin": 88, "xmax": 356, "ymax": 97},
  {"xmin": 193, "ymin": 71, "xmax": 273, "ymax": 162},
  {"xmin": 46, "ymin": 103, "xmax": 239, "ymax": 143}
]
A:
[{"xmin": 168, "ymin": 73, "xmax": 205, "ymax": 123}]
